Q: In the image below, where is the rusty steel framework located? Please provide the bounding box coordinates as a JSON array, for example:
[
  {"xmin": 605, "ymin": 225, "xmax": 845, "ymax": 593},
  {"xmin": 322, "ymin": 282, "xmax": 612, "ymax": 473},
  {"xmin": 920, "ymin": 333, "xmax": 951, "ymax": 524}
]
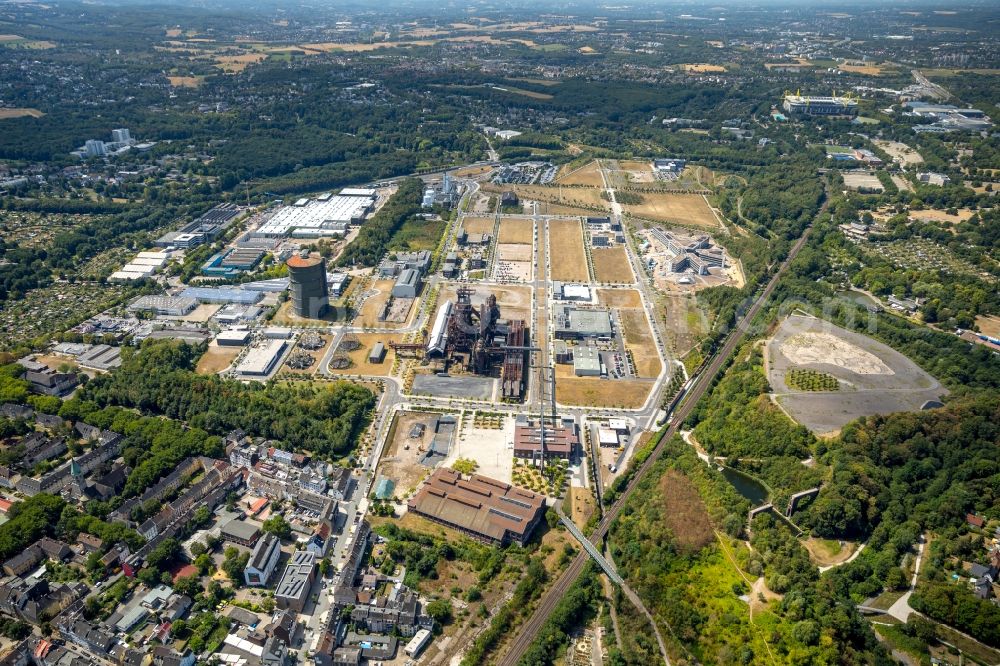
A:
[{"xmin": 438, "ymin": 287, "xmax": 528, "ymax": 401}]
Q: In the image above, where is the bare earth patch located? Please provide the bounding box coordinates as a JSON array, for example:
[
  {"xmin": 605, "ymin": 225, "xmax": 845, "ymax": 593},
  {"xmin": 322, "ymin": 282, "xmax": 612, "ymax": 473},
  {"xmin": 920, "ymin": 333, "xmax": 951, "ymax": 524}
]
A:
[
  {"xmin": 497, "ymin": 218, "xmax": 533, "ymax": 244},
  {"xmin": 624, "ymin": 193, "xmax": 718, "ymax": 228},
  {"xmin": 781, "ymin": 331, "xmax": 892, "ymax": 375},
  {"xmin": 619, "ymin": 309, "xmax": 662, "ymax": 378},
  {"xmin": 592, "ymin": 247, "xmax": 635, "ymax": 283},
  {"xmin": 549, "ymin": 218, "xmax": 588, "ymax": 281},
  {"xmin": 461, "ymin": 216, "xmax": 495, "ymax": 235},
  {"xmin": 660, "ymin": 470, "xmax": 714, "ymax": 553},
  {"xmin": 976, "ymin": 314, "xmax": 1000, "ymax": 339},
  {"xmin": 802, "ymin": 537, "xmax": 857, "ymax": 567},
  {"xmin": 597, "ymin": 289, "xmax": 643, "ymax": 309},
  {"xmin": 554, "ymin": 365, "xmax": 652, "ymax": 408},
  {"xmin": 195, "ymin": 344, "xmax": 241, "ymax": 375},
  {"xmin": 0, "ymin": 108, "xmax": 44, "ymax": 119},
  {"xmin": 766, "ymin": 315, "xmax": 946, "ymax": 435}
]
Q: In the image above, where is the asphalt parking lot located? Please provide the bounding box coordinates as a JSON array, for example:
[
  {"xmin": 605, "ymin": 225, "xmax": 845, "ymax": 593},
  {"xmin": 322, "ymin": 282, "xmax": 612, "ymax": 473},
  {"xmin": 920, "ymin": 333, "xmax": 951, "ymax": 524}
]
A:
[{"xmin": 412, "ymin": 374, "xmax": 495, "ymax": 400}]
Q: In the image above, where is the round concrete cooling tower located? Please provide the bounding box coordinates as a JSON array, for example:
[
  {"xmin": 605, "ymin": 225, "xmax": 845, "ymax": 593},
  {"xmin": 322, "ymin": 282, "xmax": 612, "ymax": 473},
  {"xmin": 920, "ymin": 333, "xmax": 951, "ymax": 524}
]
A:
[{"xmin": 286, "ymin": 253, "xmax": 329, "ymax": 318}]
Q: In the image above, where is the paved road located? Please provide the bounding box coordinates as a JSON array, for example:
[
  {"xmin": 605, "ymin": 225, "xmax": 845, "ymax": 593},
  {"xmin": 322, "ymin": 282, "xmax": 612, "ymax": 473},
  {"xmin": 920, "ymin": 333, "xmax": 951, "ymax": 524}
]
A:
[
  {"xmin": 888, "ymin": 533, "xmax": 926, "ymax": 622},
  {"xmin": 496, "ymin": 221, "xmax": 816, "ymax": 666}
]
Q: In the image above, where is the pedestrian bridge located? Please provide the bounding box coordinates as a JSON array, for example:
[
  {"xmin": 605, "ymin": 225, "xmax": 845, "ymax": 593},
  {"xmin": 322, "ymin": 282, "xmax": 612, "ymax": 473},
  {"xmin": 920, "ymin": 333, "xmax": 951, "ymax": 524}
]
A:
[{"xmin": 557, "ymin": 509, "xmax": 623, "ymax": 586}]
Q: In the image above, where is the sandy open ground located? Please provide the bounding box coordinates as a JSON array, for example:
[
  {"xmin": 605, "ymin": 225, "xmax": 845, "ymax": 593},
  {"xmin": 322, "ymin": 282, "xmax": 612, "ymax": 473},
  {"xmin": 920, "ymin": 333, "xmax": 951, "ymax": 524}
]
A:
[
  {"xmin": 0, "ymin": 108, "xmax": 45, "ymax": 119},
  {"xmin": 327, "ymin": 332, "xmax": 404, "ymax": 376},
  {"xmin": 619, "ymin": 309, "xmax": 662, "ymax": 378},
  {"xmin": 908, "ymin": 208, "xmax": 977, "ymax": 224},
  {"xmin": 766, "ymin": 315, "xmax": 946, "ymax": 435},
  {"xmin": 976, "ymin": 315, "xmax": 1000, "ymax": 339},
  {"xmin": 842, "ymin": 172, "xmax": 884, "ymax": 192},
  {"xmin": 496, "ymin": 243, "xmax": 532, "ymax": 262},
  {"xmin": 355, "ymin": 278, "xmax": 419, "ymax": 328},
  {"xmin": 624, "ymin": 193, "xmax": 718, "ymax": 228},
  {"xmin": 874, "ymin": 140, "xmax": 923, "ymax": 166},
  {"xmin": 781, "ymin": 331, "xmax": 892, "ymax": 375},
  {"xmin": 555, "ymin": 365, "xmax": 653, "ymax": 408},
  {"xmin": 681, "ymin": 63, "xmax": 726, "ymax": 73},
  {"xmin": 461, "ymin": 216, "xmax": 495, "ymax": 235},
  {"xmin": 592, "ymin": 246, "xmax": 634, "ymax": 283},
  {"xmin": 597, "ymin": 289, "xmax": 643, "ymax": 309},
  {"xmin": 497, "ymin": 218, "xmax": 533, "ymax": 244},
  {"xmin": 195, "ymin": 343, "xmax": 241, "ymax": 375},
  {"xmin": 378, "ymin": 411, "xmax": 444, "ymax": 499},
  {"xmin": 488, "ymin": 183, "xmax": 609, "ymax": 211},
  {"xmin": 549, "ymin": 218, "xmax": 588, "ymax": 281},
  {"xmin": 555, "ymin": 160, "xmax": 605, "ymax": 187}
]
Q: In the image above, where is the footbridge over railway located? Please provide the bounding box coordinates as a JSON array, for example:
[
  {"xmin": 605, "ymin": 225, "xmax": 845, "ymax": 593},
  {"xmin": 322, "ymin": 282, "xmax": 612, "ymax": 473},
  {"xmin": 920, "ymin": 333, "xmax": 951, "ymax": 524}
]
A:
[{"xmin": 557, "ymin": 507, "xmax": 623, "ymax": 586}]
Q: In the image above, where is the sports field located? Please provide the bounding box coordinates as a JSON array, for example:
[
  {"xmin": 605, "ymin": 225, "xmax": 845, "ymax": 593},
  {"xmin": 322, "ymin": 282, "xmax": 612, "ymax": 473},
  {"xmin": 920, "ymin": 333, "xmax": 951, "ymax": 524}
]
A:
[
  {"xmin": 549, "ymin": 219, "xmax": 588, "ymax": 281},
  {"xmin": 623, "ymin": 193, "xmax": 718, "ymax": 227},
  {"xmin": 592, "ymin": 247, "xmax": 634, "ymax": 283}
]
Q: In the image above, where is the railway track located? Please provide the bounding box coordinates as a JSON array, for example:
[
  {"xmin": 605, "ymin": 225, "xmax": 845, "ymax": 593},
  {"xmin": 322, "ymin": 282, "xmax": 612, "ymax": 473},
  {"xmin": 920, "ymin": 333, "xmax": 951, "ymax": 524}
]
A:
[{"xmin": 496, "ymin": 224, "xmax": 814, "ymax": 666}]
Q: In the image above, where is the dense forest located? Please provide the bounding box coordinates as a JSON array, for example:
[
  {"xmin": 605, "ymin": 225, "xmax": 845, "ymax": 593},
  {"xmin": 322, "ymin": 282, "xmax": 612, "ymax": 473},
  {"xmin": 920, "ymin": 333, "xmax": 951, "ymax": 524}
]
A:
[
  {"xmin": 336, "ymin": 178, "xmax": 424, "ymax": 267},
  {"xmin": 809, "ymin": 392, "xmax": 1000, "ymax": 647},
  {"xmin": 607, "ymin": 436, "xmax": 890, "ymax": 665},
  {"xmin": 79, "ymin": 340, "xmax": 375, "ymax": 459},
  {"xmin": 688, "ymin": 346, "xmax": 816, "ymax": 460}
]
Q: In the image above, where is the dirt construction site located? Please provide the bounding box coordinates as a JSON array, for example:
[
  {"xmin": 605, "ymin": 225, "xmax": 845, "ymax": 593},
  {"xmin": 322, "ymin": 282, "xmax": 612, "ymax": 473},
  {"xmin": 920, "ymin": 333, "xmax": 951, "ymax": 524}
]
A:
[{"xmin": 765, "ymin": 314, "xmax": 946, "ymax": 435}]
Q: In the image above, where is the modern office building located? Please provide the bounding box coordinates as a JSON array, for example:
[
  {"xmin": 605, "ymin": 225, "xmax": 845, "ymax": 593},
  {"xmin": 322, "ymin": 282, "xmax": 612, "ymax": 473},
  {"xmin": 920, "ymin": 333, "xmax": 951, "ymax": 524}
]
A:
[
  {"xmin": 111, "ymin": 128, "xmax": 132, "ymax": 144},
  {"xmin": 243, "ymin": 533, "xmax": 281, "ymax": 587},
  {"xmin": 554, "ymin": 307, "xmax": 613, "ymax": 340},
  {"xmin": 287, "ymin": 253, "xmax": 329, "ymax": 318},
  {"xmin": 275, "ymin": 551, "xmax": 316, "ymax": 612},
  {"xmin": 84, "ymin": 140, "xmax": 106, "ymax": 157}
]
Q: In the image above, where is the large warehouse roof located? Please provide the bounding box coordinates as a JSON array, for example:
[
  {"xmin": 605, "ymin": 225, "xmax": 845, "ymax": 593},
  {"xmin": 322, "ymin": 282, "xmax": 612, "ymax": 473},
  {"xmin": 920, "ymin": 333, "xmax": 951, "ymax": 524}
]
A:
[
  {"xmin": 254, "ymin": 195, "xmax": 374, "ymax": 237},
  {"xmin": 407, "ymin": 468, "xmax": 546, "ymax": 546}
]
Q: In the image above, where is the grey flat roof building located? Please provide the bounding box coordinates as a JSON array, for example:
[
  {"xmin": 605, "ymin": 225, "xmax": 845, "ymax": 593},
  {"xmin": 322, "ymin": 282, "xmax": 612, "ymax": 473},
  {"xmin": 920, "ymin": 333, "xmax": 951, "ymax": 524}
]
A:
[
  {"xmin": 392, "ymin": 268, "xmax": 420, "ymax": 299},
  {"xmin": 555, "ymin": 307, "xmax": 613, "ymax": 339},
  {"xmin": 275, "ymin": 550, "xmax": 316, "ymax": 612}
]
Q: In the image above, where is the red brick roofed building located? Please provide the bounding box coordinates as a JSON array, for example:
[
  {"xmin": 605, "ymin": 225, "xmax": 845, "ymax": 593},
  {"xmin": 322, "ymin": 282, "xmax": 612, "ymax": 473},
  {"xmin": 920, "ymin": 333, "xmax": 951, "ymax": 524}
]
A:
[
  {"xmin": 407, "ymin": 468, "xmax": 546, "ymax": 546},
  {"xmin": 512, "ymin": 420, "xmax": 579, "ymax": 460}
]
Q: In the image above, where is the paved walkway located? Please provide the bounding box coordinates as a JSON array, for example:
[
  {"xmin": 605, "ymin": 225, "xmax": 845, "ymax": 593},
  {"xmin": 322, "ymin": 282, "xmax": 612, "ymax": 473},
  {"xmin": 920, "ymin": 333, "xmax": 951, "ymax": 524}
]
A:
[{"xmin": 887, "ymin": 534, "xmax": 926, "ymax": 622}]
